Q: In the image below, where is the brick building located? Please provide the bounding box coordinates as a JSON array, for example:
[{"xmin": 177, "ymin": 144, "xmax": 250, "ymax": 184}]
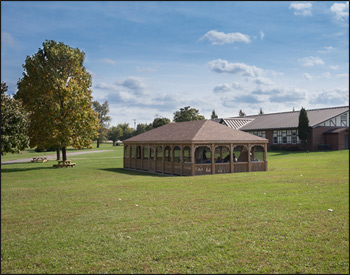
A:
[{"xmin": 217, "ymin": 106, "xmax": 349, "ymax": 151}]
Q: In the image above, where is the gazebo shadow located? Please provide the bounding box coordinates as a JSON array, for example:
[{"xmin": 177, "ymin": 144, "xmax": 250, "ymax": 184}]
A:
[{"xmin": 100, "ymin": 168, "xmax": 168, "ymax": 177}]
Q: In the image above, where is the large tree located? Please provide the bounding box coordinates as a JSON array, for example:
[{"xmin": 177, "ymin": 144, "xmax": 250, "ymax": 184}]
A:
[
  {"xmin": 298, "ymin": 107, "xmax": 309, "ymax": 151},
  {"xmin": 151, "ymin": 117, "xmax": 170, "ymax": 128},
  {"xmin": 173, "ymin": 106, "xmax": 205, "ymax": 122},
  {"xmin": 92, "ymin": 100, "xmax": 111, "ymax": 148},
  {"xmin": 15, "ymin": 40, "xmax": 99, "ymax": 161},
  {"xmin": 1, "ymin": 82, "xmax": 30, "ymax": 155},
  {"xmin": 107, "ymin": 126, "xmax": 123, "ymax": 146}
]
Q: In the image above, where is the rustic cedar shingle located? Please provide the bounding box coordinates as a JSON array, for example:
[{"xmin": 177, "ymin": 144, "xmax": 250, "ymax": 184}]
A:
[{"xmin": 124, "ymin": 120, "xmax": 267, "ymax": 143}]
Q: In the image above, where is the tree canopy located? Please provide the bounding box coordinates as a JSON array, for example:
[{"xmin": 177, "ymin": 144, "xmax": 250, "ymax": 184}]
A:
[
  {"xmin": 151, "ymin": 117, "xmax": 171, "ymax": 128},
  {"xmin": 239, "ymin": 110, "xmax": 246, "ymax": 117},
  {"xmin": 15, "ymin": 40, "xmax": 99, "ymax": 160},
  {"xmin": 92, "ymin": 100, "xmax": 111, "ymax": 147},
  {"xmin": 173, "ymin": 106, "xmax": 205, "ymax": 122},
  {"xmin": 1, "ymin": 82, "xmax": 30, "ymax": 155},
  {"xmin": 211, "ymin": 110, "xmax": 218, "ymax": 119}
]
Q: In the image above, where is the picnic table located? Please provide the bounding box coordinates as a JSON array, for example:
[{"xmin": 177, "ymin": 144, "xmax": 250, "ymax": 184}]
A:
[
  {"xmin": 31, "ymin": 157, "xmax": 48, "ymax": 163},
  {"xmin": 53, "ymin": 160, "xmax": 76, "ymax": 168}
]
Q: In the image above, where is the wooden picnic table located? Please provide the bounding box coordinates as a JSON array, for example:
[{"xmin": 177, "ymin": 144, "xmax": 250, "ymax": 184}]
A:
[
  {"xmin": 53, "ymin": 160, "xmax": 76, "ymax": 168},
  {"xmin": 31, "ymin": 157, "xmax": 48, "ymax": 163}
]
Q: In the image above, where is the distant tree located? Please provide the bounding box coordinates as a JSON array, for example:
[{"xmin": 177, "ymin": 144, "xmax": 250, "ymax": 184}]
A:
[
  {"xmin": 258, "ymin": 108, "xmax": 264, "ymax": 115},
  {"xmin": 15, "ymin": 40, "xmax": 99, "ymax": 161},
  {"xmin": 152, "ymin": 117, "xmax": 171, "ymax": 128},
  {"xmin": 239, "ymin": 109, "xmax": 246, "ymax": 117},
  {"xmin": 1, "ymin": 82, "xmax": 30, "ymax": 155},
  {"xmin": 173, "ymin": 106, "xmax": 205, "ymax": 122},
  {"xmin": 93, "ymin": 100, "xmax": 111, "ymax": 148},
  {"xmin": 298, "ymin": 107, "xmax": 309, "ymax": 151},
  {"xmin": 107, "ymin": 126, "xmax": 123, "ymax": 146},
  {"xmin": 211, "ymin": 110, "xmax": 218, "ymax": 119},
  {"xmin": 118, "ymin": 123, "xmax": 134, "ymax": 140},
  {"xmin": 134, "ymin": 123, "xmax": 151, "ymax": 136}
]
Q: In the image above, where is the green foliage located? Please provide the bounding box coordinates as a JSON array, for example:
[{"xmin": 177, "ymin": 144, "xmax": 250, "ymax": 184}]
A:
[
  {"xmin": 151, "ymin": 117, "xmax": 171, "ymax": 128},
  {"xmin": 259, "ymin": 108, "xmax": 264, "ymax": 115},
  {"xmin": 173, "ymin": 106, "xmax": 205, "ymax": 122},
  {"xmin": 298, "ymin": 107, "xmax": 309, "ymax": 150},
  {"xmin": 1, "ymin": 82, "xmax": 30, "ymax": 155},
  {"xmin": 15, "ymin": 40, "xmax": 99, "ymax": 155},
  {"xmin": 118, "ymin": 123, "xmax": 134, "ymax": 140},
  {"xmin": 211, "ymin": 110, "xmax": 218, "ymax": 119},
  {"xmin": 134, "ymin": 123, "xmax": 151, "ymax": 136}
]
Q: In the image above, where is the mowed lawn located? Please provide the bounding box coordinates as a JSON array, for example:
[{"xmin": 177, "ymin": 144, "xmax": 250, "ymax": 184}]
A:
[{"xmin": 1, "ymin": 145, "xmax": 349, "ymax": 274}]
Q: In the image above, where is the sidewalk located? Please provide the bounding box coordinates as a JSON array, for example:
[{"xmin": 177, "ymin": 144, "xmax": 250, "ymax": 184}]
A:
[{"xmin": 1, "ymin": 150, "xmax": 113, "ymax": 165}]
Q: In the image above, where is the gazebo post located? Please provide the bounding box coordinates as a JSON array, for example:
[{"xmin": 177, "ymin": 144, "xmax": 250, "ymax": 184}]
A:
[
  {"xmin": 191, "ymin": 144, "xmax": 195, "ymax": 176},
  {"xmin": 140, "ymin": 145, "xmax": 144, "ymax": 171},
  {"xmin": 180, "ymin": 144, "xmax": 183, "ymax": 176},
  {"xmin": 211, "ymin": 143, "xmax": 215, "ymax": 174},
  {"xmin": 171, "ymin": 145, "xmax": 174, "ymax": 175},
  {"xmin": 162, "ymin": 144, "xmax": 165, "ymax": 174},
  {"xmin": 264, "ymin": 143, "xmax": 268, "ymax": 171},
  {"xmin": 248, "ymin": 143, "xmax": 252, "ymax": 172}
]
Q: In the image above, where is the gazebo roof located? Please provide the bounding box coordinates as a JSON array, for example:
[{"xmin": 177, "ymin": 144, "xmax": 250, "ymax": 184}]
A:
[{"xmin": 124, "ymin": 120, "xmax": 268, "ymax": 143}]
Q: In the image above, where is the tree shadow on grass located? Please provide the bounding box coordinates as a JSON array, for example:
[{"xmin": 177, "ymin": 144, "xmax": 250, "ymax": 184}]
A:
[
  {"xmin": 101, "ymin": 168, "xmax": 169, "ymax": 177},
  {"xmin": 1, "ymin": 166, "xmax": 54, "ymax": 173}
]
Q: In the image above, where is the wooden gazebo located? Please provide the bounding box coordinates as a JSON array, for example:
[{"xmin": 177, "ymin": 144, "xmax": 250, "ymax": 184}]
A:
[{"xmin": 123, "ymin": 120, "xmax": 268, "ymax": 176}]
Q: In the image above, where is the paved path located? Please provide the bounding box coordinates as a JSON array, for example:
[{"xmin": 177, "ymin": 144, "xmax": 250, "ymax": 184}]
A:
[{"xmin": 1, "ymin": 150, "xmax": 113, "ymax": 165}]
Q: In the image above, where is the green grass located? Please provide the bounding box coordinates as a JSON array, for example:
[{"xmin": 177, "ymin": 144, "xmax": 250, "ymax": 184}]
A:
[{"xmin": 1, "ymin": 148, "xmax": 349, "ymax": 274}]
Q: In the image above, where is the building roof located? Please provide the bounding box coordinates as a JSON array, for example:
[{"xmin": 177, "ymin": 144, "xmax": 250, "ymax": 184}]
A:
[
  {"xmin": 221, "ymin": 106, "xmax": 349, "ymax": 130},
  {"xmin": 124, "ymin": 120, "xmax": 267, "ymax": 143}
]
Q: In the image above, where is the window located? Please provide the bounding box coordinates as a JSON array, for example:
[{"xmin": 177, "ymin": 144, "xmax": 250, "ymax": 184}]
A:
[
  {"xmin": 136, "ymin": 146, "xmax": 142, "ymax": 159},
  {"xmin": 251, "ymin": 146, "xmax": 264, "ymax": 161},
  {"xmin": 124, "ymin": 145, "xmax": 129, "ymax": 158},
  {"xmin": 156, "ymin": 146, "xmax": 162, "ymax": 161},
  {"xmin": 250, "ymin": 130, "xmax": 266, "ymax": 138},
  {"xmin": 143, "ymin": 146, "xmax": 148, "ymax": 160},
  {"xmin": 214, "ymin": 146, "xmax": 230, "ymax": 163},
  {"xmin": 150, "ymin": 147, "xmax": 154, "ymax": 160},
  {"xmin": 173, "ymin": 146, "xmax": 181, "ymax": 163},
  {"xmin": 282, "ymin": 130, "xmax": 287, "ymax": 144},
  {"xmin": 233, "ymin": 146, "xmax": 248, "ymax": 162},
  {"xmin": 183, "ymin": 146, "xmax": 191, "ymax": 163}
]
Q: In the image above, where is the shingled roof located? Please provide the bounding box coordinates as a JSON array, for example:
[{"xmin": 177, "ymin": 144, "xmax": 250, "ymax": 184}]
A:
[
  {"xmin": 124, "ymin": 120, "xmax": 267, "ymax": 143},
  {"xmin": 221, "ymin": 106, "xmax": 349, "ymax": 130}
]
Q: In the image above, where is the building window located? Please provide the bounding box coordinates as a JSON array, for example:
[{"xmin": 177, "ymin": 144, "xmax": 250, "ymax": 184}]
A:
[
  {"xmin": 250, "ymin": 130, "xmax": 266, "ymax": 139},
  {"xmin": 274, "ymin": 129, "xmax": 300, "ymax": 144}
]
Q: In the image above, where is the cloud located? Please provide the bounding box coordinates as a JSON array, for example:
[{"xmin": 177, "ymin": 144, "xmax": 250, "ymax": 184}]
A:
[
  {"xmin": 317, "ymin": 46, "xmax": 334, "ymax": 54},
  {"xmin": 303, "ymin": 73, "xmax": 312, "ymax": 80},
  {"xmin": 322, "ymin": 72, "xmax": 331, "ymax": 79},
  {"xmin": 259, "ymin": 31, "xmax": 265, "ymax": 40},
  {"xmin": 299, "ymin": 56, "xmax": 324, "ymax": 66},
  {"xmin": 200, "ymin": 30, "xmax": 251, "ymax": 45},
  {"xmin": 268, "ymin": 88, "xmax": 306, "ymax": 103},
  {"xmin": 1, "ymin": 32, "xmax": 16, "ymax": 46},
  {"xmin": 117, "ymin": 77, "xmax": 147, "ymax": 92},
  {"xmin": 213, "ymin": 82, "xmax": 243, "ymax": 94},
  {"xmin": 330, "ymin": 65, "xmax": 339, "ymax": 70},
  {"xmin": 100, "ymin": 58, "xmax": 116, "ymax": 65},
  {"xmin": 207, "ymin": 59, "xmax": 265, "ymax": 78},
  {"xmin": 330, "ymin": 2, "xmax": 349, "ymax": 21},
  {"xmin": 136, "ymin": 66, "xmax": 157, "ymax": 73},
  {"xmin": 336, "ymin": 73, "xmax": 349, "ymax": 78},
  {"xmin": 310, "ymin": 88, "xmax": 349, "ymax": 106},
  {"xmin": 254, "ymin": 76, "xmax": 274, "ymax": 85},
  {"xmin": 289, "ymin": 2, "xmax": 312, "ymax": 16}
]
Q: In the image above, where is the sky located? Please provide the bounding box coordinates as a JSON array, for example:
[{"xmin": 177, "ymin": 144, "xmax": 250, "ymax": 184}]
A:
[{"xmin": 1, "ymin": 1, "xmax": 349, "ymax": 127}]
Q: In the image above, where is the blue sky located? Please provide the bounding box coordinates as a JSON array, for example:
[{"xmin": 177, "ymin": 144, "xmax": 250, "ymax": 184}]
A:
[{"xmin": 1, "ymin": 1, "xmax": 349, "ymax": 127}]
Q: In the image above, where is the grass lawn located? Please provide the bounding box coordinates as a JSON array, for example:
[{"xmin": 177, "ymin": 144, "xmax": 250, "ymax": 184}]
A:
[{"xmin": 1, "ymin": 146, "xmax": 349, "ymax": 274}]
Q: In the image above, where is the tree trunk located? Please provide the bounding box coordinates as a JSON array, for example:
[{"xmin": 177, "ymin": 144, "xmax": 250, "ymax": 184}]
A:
[
  {"xmin": 56, "ymin": 148, "xmax": 61, "ymax": 160},
  {"xmin": 97, "ymin": 139, "xmax": 100, "ymax": 148},
  {"xmin": 113, "ymin": 140, "xmax": 116, "ymax": 146},
  {"xmin": 62, "ymin": 147, "xmax": 67, "ymax": 161}
]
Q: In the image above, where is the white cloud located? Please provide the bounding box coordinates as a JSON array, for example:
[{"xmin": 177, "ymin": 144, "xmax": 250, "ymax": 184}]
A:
[
  {"xmin": 289, "ymin": 2, "xmax": 312, "ymax": 16},
  {"xmin": 259, "ymin": 31, "xmax": 265, "ymax": 40},
  {"xmin": 200, "ymin": 30, "xmax": 251, "ymax": 45},
  {"xmin": 322, "ymin": 72, "xmax": 331, "ymax": 79},
  {"xmin": 330, "ymin": 2, "xmax": 349, "ymax": 21},
  {"xmin": 254, "ymin": 76, "xmax": 274, "ymax": 85},
  {"xmin": 303, "ymin": 73, "xmax": 312, "ymax": 80},
  {"xmin": 336, "ymin": 73, "xmax": 349, "ymax": 78},
  {"xmin": 207, "ymin": 59, "xmax": 265, "ymax": 77},
  {"xmin": 117, "ymin": 76, "xmax": 147, "ymax": 92},
  {"xmin": 299, "ymin": 56, "xmax": 325, "ymax": 66},
  {"xmin": 1, "ymin": 32, "xmax": 16, "ymax": 46},
  {"xmin": 330, "ymin": 65, "xmax": 339, "ymax": 70},
  {"xmin": 213, "ymin": 83, "xmax": 232, "ymax": 94},
  {"xmin": 311, "ymin": 87, "xmax": 349, "ymax": 106},
  {"xmin": 136, "ymin": 66, "xmax": 157, "ymax": 73},
  {"xmin": 100, "ymin": 58, "xmax": 116, "ymax": 65}
]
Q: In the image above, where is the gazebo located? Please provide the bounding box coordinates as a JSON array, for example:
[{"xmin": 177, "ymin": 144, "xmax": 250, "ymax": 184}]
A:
[{"xmin": 123, "ymin": 120, "xmax": 268, "ymax": 176}]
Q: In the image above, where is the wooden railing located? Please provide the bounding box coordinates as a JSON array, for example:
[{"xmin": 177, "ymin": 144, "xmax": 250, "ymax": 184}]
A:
[{"xmin": 195, "ymin": 164, "xmax": 212, "ymax": 175}]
